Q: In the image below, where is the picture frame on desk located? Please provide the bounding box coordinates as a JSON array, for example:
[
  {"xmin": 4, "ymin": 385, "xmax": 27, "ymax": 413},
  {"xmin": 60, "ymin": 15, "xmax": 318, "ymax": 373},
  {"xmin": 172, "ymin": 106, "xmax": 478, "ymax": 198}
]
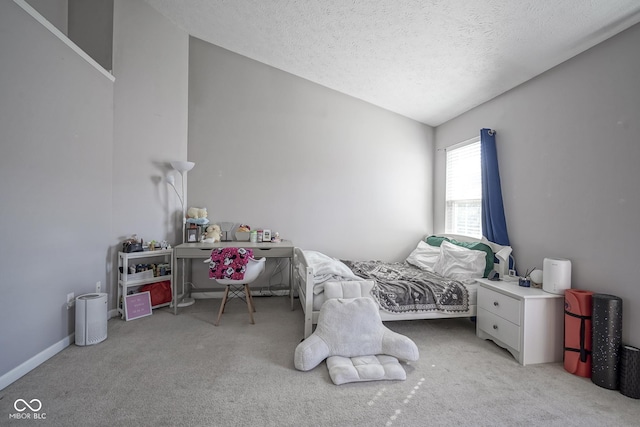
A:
[{"xmin": 186, "ymin": 227, "xmax": 199, "ymax": 243}]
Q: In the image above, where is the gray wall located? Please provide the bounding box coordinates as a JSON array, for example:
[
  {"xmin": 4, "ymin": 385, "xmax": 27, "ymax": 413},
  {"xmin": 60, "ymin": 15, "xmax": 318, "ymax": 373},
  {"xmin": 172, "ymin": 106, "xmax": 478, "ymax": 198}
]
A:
[
  {"xmin": 0, "ymin": 0, "xmax": 188, "ymax": 387},
  {"xmin": 68, "ymin": 0, "xmax": 114, "ymax": 71},
  {"xmin": 435, "ymin": 23, "xmax": 640, "ymax": 346},
  {"xmin": 26, "ymin": 0, "xmax": 114, "ymax": 71},
  {"xmin": 0, "ymin": 0, "xmax": 113, "ymax": 382},
  {"xmin": 25, "ymin": 0, "xmax": 68, "ymax": 34},
  {"xmin": 187, "ymin": 38, "xmax": 433, "ymax": 289},
  {"xmin": 111, "ymin": 0, "xmax": 188, "ymax": 309}
]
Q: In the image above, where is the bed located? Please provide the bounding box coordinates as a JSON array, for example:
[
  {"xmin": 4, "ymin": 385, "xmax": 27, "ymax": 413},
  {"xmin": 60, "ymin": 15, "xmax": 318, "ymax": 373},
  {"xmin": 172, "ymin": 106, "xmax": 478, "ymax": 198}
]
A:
[{"xmin": 294, "ymin": 234, "xmax": 512, "ymax": 338}]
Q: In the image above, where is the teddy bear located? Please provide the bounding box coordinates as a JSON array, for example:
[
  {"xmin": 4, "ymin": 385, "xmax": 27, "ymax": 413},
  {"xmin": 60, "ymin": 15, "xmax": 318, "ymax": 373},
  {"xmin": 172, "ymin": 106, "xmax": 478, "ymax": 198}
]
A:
[
  {"xmin": 187, "ymin": 207, "xmax": 208, "ymax": 219},
  {"xmin": 202, "ymin": 224, "xmax": 221, "ymax": 243}
]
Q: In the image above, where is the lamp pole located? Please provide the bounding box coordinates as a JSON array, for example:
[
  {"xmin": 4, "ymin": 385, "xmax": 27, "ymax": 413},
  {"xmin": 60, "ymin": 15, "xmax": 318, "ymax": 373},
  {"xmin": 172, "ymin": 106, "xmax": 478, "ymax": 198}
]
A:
[
  {"xmin": 167, "ymin": 161, "xmax": 195, "ymax": 308},
  {"xmin": 168, "ymin": 161, "xmax": 194, "ymax": 244}
]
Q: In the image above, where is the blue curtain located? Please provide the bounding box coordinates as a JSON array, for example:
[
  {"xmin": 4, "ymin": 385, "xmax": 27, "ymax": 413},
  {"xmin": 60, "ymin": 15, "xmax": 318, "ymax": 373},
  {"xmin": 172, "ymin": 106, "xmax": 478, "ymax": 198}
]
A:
[{"xmin": 480, "ymin": 128, "xmax": 510, "ymax": 246}]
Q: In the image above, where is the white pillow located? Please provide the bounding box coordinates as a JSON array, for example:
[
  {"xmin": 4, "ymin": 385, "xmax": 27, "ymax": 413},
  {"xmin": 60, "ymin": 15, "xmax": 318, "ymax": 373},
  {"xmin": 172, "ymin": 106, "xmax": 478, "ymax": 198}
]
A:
[
  {"xmin": 433, "ymin": 240, "xmax": 486, "ymax": 280},
  {"xmin": 405, "ymin": 241, "xmax": 440, "ymax": 271}
]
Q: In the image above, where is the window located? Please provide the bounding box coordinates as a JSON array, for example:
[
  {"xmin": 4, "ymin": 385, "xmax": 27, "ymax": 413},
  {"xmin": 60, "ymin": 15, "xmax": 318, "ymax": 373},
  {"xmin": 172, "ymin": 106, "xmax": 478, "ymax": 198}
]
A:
[{"xmin": 445, "ymin": 139, "xmax": 481, "ymax": 238}]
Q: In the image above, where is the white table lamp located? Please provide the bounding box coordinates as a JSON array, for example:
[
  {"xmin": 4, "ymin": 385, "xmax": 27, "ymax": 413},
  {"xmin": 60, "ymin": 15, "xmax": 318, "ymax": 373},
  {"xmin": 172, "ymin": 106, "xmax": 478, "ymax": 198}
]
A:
[{"xmin": 495, "ymin": 247, "xmax": 512, "ymax": 279}]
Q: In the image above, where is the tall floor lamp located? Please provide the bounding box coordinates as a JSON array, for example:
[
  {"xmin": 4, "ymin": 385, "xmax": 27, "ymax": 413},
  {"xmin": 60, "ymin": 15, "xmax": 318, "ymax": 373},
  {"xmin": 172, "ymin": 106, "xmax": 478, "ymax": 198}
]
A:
[{"xmin": 166, "ymin": 160, "xmax": 195, "ymax": 307}]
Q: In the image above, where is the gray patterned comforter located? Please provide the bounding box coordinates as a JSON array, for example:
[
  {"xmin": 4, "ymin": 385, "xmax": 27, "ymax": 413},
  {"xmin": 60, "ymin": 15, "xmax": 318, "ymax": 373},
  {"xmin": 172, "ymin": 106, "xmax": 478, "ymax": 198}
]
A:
[{"xmin": 341, "ymin": 260, "xmax": 469, "ymax": 314}]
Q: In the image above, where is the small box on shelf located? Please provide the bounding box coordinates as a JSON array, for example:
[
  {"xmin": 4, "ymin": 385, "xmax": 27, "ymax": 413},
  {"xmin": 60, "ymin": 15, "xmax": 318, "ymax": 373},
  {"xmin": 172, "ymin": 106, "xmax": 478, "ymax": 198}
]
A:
[{"xmin": 125, "ymin": 270, "xmax": 154, "ymax": 281}]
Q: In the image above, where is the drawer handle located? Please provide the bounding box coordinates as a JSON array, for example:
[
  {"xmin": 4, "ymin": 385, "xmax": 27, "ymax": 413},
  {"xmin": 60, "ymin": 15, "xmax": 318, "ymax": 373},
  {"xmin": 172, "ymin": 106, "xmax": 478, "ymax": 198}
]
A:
[
  {"xmin": 493, "ymin": 301, "xmax": 499, "ymax": 307},
  {"xmin": 493, "ymin": 324, "xmax": 498, "ymax": 330}
]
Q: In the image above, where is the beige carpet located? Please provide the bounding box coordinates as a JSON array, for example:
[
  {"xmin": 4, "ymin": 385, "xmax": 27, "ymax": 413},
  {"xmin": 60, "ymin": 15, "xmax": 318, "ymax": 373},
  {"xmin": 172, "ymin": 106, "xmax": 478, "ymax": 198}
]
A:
[{"xmin": 1, "ymin": 296, "xmax": 638, "ymax": 426}]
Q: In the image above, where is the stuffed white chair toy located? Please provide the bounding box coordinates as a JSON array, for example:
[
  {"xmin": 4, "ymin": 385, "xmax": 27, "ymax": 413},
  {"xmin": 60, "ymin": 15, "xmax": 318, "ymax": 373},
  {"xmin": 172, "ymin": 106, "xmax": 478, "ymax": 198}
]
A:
[{"xmin": 294, "ymin": 297, "xmax": 419, "ymax": 384}]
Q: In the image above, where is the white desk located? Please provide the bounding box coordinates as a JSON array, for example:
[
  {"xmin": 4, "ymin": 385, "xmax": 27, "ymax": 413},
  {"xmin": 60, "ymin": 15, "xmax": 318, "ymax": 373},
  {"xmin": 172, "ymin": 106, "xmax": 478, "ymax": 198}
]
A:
[{"xmin": 172, "ymin": 241, "xmax": 295, "ymax": 314}]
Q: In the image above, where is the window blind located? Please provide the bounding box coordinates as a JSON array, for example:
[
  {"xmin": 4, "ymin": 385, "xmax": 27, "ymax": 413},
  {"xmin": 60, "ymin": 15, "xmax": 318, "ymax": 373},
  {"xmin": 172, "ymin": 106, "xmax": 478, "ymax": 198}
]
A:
[{"xmin": 445, "ymin": 140, "xmax": 481, "ymax": 238}]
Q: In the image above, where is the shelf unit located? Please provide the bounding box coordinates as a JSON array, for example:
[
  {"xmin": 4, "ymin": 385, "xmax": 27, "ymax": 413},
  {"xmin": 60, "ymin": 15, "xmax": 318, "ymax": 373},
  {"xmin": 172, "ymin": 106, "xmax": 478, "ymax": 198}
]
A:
[{"xmin": 117, "ymin": 249, "xmax": 173, "ymax": 319}]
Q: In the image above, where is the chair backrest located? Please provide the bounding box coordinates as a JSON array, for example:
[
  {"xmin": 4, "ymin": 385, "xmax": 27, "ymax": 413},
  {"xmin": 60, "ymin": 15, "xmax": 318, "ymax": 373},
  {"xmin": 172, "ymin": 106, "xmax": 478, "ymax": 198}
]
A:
[{"xmin": 215, "ymin": 257, "xmax": 266, "ymax": 285}]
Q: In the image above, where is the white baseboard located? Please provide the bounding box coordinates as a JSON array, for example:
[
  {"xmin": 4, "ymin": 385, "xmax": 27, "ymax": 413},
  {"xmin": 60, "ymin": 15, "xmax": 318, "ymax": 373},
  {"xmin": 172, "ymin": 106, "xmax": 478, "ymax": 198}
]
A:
[{"xmin": 0, "ymin": 332, "xmax": 75, "ymax": 391}]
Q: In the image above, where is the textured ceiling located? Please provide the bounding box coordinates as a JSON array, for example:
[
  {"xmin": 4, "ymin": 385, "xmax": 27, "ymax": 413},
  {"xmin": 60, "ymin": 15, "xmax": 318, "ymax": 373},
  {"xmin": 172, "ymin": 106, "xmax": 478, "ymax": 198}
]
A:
[{"xmin": 144, "ymin": 0, "xmax": 640, "ymax": 126}]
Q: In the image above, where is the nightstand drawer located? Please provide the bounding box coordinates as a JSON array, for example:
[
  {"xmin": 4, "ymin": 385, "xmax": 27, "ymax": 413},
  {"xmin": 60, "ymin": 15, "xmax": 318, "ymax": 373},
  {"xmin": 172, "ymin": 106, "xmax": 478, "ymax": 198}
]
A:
[
  {"xmin": 477, "ymin": 308, "xmax": 521, "ymax": 351},
  {"xmin": 478, "ymin": 286, "xmax": 521, "ymax": 325}
]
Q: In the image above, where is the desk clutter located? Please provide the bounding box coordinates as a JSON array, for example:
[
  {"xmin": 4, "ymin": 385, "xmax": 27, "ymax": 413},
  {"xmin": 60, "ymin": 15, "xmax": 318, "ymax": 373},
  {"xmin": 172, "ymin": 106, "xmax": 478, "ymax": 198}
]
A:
[
  {"xmin": 184, "ymin": 213, "xmax": 283, "ymax": 244},
  {"xmin": 182, "ymin": 205, "xmax": 283, "ymax": 243},
  {"xmin": 234, "ymin": 225, "xmax": 279, "ymax": 243}
]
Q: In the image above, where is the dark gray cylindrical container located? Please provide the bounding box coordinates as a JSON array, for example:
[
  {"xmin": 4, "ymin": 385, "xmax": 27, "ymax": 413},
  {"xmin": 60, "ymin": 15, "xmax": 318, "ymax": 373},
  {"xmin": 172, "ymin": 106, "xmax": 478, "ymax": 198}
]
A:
[
  {"xmin": 591, "ymin": 294, "xmax": 623, "ymax": 390},
  {"xmin": 620, "ymin": 345, "xmax": 640, "ymax": 398}
]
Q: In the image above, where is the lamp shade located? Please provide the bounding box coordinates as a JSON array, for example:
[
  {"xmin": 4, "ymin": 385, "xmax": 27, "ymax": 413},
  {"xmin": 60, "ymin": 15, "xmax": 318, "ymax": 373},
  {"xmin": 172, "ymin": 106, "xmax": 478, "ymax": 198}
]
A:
[
  {"xmin": 170, "ymin": 161, "xmax": 195, "ymax": 173},
  {"xmin": 166, "ymin": 174, "xmax": 176, "ymax": 185},
  {"xmin": 495, "ymin": 247, "xmax": 512, "ymax": 263},
  {"xmin": 495, "ymin": 246, "xmax": 512, "ymax": 278}
]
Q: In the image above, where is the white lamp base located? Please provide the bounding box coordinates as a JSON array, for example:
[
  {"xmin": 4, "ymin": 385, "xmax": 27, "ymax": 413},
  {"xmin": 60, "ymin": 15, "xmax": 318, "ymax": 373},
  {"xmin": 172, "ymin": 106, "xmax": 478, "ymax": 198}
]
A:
[
  {"xmin": 178, "ymin": 297, "xmax": 195, "ymax": 307},
  {"xmin": 171, "ymin": 294, "xmax": 195, "ymax": 308}
]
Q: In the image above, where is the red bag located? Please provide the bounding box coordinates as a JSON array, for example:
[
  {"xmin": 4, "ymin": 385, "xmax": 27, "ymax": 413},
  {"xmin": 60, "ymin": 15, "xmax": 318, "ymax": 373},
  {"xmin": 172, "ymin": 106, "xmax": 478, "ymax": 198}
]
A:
[{"xmin": 140, "ymin": 281, "xmax": 172, "ymax": 307}]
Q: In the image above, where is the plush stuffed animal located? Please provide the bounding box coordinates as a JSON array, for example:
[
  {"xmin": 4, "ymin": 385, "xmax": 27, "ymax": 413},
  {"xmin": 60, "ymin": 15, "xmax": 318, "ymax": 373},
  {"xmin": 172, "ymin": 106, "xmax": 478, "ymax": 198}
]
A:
[
  {"xmin": 202, "ymin": 224, "xmax": 221, "ymax": 243},
  {"xmin": 187, "ymin": 207, "xmax": 208, "ymax": 219}
]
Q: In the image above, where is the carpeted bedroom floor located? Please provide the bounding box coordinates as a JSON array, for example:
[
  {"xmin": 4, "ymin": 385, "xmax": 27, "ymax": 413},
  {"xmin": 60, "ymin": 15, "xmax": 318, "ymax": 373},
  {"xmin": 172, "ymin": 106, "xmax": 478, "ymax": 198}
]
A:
[{"xmin": 1, "ymin": 296, "xmax": 638, "ymax": 426}]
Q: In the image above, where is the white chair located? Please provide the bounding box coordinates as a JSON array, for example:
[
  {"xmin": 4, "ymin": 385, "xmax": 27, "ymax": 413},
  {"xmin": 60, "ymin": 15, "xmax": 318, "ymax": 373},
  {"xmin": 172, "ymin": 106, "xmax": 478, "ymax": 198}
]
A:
[{"xmin": 208, "ymin": 256, "xmax": 266, "ymax": 326}]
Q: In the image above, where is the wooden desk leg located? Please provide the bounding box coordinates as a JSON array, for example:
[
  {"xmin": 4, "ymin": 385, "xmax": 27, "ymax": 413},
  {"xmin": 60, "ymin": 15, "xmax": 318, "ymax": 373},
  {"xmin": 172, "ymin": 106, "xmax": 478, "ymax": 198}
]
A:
[
  {"xmin": 244, "ymin": 284, "xmax": 255, "ymax": 324},
  {"xmin": 214, "ymin": 286, "xmax": 230, "ymax": 326}
]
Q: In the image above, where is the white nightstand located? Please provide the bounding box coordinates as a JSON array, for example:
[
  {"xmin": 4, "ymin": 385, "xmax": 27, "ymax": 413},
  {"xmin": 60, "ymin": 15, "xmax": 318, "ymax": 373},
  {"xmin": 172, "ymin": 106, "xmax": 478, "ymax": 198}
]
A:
[{"xmin": 475, "ymin": 278, "xmax": 564, "ymax": 365}]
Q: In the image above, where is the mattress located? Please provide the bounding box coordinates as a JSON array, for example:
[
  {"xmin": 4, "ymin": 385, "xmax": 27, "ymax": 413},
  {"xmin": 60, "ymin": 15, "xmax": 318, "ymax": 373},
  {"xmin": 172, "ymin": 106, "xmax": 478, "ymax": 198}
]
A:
[{"xmin": 312, "ymin": 280, "xmax": 478, "ymax": 313}]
